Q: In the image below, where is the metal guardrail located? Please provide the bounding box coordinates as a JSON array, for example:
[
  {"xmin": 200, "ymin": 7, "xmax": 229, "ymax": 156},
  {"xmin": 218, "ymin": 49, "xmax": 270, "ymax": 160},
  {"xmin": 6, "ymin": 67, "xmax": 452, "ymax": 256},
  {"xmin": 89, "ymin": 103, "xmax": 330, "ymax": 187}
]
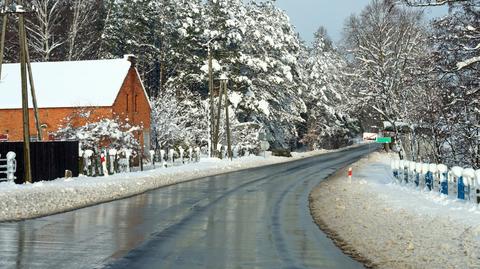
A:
[{"xmin": 391, "ymin": 159, "xmax": 480, "ymax": 203}]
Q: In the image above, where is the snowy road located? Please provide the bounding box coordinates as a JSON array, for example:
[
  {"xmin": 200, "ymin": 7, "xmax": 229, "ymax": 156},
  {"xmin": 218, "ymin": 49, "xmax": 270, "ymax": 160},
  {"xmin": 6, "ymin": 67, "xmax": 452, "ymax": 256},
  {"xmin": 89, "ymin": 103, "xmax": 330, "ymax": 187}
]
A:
[{"xmin": 0, "ymin": 144, "xmax": 377, "ymax": 269}]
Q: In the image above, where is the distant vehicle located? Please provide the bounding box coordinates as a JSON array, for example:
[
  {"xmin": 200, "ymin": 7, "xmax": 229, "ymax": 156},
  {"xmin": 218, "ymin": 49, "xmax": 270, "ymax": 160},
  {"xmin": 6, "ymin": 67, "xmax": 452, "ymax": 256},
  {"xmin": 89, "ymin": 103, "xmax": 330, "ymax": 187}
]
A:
[
  {"xmin": 363, "ymin": 132, "xmax": 378, "ymax": 141},
  {"xmin": 363, "ymin": 125, "xmax": 380, "ymax": 141}
]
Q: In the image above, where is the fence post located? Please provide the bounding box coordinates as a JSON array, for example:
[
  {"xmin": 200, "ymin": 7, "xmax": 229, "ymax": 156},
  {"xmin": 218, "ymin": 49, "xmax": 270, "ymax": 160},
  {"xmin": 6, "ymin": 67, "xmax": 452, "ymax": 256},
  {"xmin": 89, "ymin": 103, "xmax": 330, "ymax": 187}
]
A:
[
  {"xmin": 421, "ymin": 163, "xmax": 430, "ymax": 190},
  {"xmin": 452, "ymin": 167, "xmax": 464, "ymax": 200},
  {"xmin": 217, "ymin": 144, "xmax": 223, "ymax": 160},
  {"xmin": 438, "ymin": 164, "xmax": 448, "ymax": 195},
  {"xmin": 179, "ymin": 146, "xmax": 184, "ymax": 164},
  {"xmin": 408, "ymin": 162, "xmax": 415, "ymax": 185},
  {"xmin": 415, "ymin": 162, "xmax": 422, "ymax": 187},
  {"xmin": 429, "ymin": 164, "xmax": 437, "ymax": 191},
  {"xmin": 169, "ymin": 149, "xmax": 174, "ymax": 165},
  {"xmin": 233, "ymin": 145, "xmax": 239, "ymax": 159},
  {"xmin": 448, "ymin": 171, "xmax": 456, "ymax": 197},
  {"xmin": 79, "ymin": 149, "xmax": 84, "ymax": 176},
  {"xmin": 195, "ymin": 147, "xmax": 201, "ymax": 162},
  {"xmin": 475, "ymin": 170, "xmax": 480, "ymax": 204},
  {"xmin": 6, "ymin": 152, "xmax": 16, "ymax": 181},
  {"xmin": 109, "ymin": 149, "xmax": 117, "ymax": 174},
  {"xmin": 391, "ymin": 159, "xmax": 399, "ymax": 178},
  {"xmin": 398, "ymin": 160, "xmax": 404, "ymax": 183},
  {"xmin": 149, "ymin": 150, "xmax": 155, "ymax": 169},
  {"xmin": 403, "ymin": 161, "xmax": 410, "ymax": 183},
  {"xmin": 160, "ymin": 149, "xmax": 166, "ymax": 167},
  {"xmin": 463, "ymin": 168, "xmax": 475, "ymax": 201},
  {"xmin": 125, "ymin": 149, "xmax": 132, "ymax": 172},
  {"xmin": 390, "ymin": 159, "xmax": 396, "ymax": 177}
]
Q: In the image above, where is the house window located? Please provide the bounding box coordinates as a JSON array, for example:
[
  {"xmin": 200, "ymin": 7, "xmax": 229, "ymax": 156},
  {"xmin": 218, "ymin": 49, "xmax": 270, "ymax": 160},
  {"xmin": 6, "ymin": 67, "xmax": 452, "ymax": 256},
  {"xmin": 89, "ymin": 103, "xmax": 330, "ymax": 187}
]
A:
[
  {"xmin": 126, "ymin": 94, "xmax": 129, "ymax": 112},
  {"xmin": 135, "ymin": 94, "xmax": 138, "ymax": 112}
]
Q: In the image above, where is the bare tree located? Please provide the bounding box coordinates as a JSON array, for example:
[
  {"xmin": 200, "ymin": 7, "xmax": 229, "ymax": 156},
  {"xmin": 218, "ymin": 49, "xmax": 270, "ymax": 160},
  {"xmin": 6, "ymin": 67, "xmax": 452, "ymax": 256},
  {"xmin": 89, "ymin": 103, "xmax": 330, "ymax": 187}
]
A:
[
  {"xmin": 26, "ymin": 0, "xmax": 66, "ymax": 61},
  {"xmin": 66, "ymin": 0, "xmax": 98, "ymax": 61},
  {"xmin": 343, "ymin": 0, "xmax": 427, "ymax": 157}
]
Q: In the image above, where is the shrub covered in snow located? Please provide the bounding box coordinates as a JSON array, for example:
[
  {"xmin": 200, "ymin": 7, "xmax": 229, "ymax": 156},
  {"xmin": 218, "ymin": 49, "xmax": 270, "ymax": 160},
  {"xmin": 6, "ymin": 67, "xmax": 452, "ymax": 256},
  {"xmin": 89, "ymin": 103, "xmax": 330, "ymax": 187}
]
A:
[{"xmin": 55, "ymin": 115, "xmax": 141, "ymax": 150}]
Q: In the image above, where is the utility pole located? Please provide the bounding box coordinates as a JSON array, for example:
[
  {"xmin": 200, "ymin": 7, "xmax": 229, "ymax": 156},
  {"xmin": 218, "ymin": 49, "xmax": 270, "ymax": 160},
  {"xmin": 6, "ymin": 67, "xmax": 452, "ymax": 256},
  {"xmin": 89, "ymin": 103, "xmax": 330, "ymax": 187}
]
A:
[
  {"xmin": 222, "ymin": 76, "xmax": 232, "ymax": 159},
  {"xmin": 0, "ymin": 0, "xmax": 8, "ymax": 79},
  {"xmin": 0, "ymin": 0, "xmax": 40, "ymax": 183},
  {"xmin": 24, "ymin": 33, "xmax": 42, "ymax": 141},
  {"xmin": 214, "ymin": 81, "xmax": 223, "ymax": 158},
  {"xmin": 208, "ymin": 45, "xmax": 215, "ymax": 157},
  {"xmin": 214, "ymin": 74, "xmax": 232, "ymax": 160},
  {"xmin": 18, "ymin": 2, "xmax": 32, "ymax": 183},
  {"xmin": 205, "ymin": 32, "xmax": 234, "ymax": 158}
]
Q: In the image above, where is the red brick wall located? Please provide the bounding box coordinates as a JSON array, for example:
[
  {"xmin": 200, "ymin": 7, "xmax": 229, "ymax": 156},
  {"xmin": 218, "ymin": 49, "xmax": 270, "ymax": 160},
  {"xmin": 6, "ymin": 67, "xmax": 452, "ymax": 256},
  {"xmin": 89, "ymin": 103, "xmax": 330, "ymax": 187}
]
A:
[
  {"xmin": 112, "ymin": 67, "xmax": 151, "ymax": 148},
  {"xmin": 0, "ymin": 107, "xmax": 112, "ymax": 141},
  {"xmin": 0, "ymin": 66, "xmax": 151, "ymax": 147}
]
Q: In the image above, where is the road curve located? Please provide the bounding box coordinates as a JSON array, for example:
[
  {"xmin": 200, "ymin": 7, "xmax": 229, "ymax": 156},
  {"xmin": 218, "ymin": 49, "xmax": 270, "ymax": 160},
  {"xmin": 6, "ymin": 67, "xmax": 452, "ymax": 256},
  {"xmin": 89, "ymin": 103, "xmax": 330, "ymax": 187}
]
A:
[{"xmin": 0, "ymin": 144, "xmax": 377, "ymax": 269}]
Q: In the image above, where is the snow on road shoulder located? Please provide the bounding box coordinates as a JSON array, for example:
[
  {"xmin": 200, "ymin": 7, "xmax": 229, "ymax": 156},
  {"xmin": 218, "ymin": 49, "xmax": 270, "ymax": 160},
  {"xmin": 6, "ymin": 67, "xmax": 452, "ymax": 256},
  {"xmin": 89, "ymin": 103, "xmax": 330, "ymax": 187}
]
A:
[
  {"xmin": 310, "ymin": 152, "xmax": 480, "ymax": 269},
  {"xmin": 0, "ymin": 144, "xmax": 363, "ymax": 222}
]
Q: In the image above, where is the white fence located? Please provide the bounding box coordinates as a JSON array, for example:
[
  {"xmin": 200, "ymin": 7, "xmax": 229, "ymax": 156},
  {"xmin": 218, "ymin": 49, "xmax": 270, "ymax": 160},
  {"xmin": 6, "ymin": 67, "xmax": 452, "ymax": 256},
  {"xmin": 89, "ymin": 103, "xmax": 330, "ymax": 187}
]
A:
[
  {"xmin": 391, "ymin": 159, "xmax": 480, "ymax": 203},
  {"xmin": 79, "ymin": 143, "xmax": 250, "ymax": 177}
]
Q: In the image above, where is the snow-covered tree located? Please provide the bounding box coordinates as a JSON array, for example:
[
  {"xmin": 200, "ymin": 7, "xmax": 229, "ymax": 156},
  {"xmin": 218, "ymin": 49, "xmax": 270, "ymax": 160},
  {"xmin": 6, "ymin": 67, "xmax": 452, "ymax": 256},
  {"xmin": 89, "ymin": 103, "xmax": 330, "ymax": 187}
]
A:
[
  {"xmin": 402, "ymin": 0, "xmax": 470, "ymax": 6},
  {"xmin": 428, "ymin": 1, "xmax": 480, "ymax": 167},
  {"xmin": 202, "ymin": 0, "xmax": 307, "ymax": 149},
  {"xmin": 343, "ymin": 0, "xmax": 428, "ymax": 156},
  {"xmin": 300, "ymin": 28, "xmax": 360, "ymax": 150},
  {"xmin": 55, "ymin": 115, "xmax": 141, "ymax": 150},
  {"xmin": 151, "ymin": 88, "xmax": 208, "ymax": 149}
]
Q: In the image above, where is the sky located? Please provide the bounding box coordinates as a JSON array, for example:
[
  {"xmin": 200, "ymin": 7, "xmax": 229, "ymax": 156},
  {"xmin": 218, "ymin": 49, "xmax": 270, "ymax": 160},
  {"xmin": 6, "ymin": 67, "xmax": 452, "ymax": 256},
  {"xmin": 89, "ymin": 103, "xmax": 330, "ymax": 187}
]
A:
[{"xmin": 272, "ymin": 0, "xmax": 449, "ymax": 45}]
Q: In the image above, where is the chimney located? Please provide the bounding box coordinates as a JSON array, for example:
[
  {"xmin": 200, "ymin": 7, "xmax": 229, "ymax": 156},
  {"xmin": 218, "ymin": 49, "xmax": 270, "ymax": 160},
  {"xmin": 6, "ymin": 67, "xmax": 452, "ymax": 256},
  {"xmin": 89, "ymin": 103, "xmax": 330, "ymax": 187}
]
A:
[{"xmin": 124, "ymin": 54, "xmax": 137, "ymax": 68}]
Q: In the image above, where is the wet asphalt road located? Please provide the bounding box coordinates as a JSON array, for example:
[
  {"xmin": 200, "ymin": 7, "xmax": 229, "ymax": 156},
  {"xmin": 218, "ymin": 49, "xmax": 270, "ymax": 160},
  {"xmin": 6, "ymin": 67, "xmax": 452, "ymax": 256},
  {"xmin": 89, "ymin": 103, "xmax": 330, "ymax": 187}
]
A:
[{"xmin": 0, "ymin": 144, "xmax": 377, "ymax": 269}]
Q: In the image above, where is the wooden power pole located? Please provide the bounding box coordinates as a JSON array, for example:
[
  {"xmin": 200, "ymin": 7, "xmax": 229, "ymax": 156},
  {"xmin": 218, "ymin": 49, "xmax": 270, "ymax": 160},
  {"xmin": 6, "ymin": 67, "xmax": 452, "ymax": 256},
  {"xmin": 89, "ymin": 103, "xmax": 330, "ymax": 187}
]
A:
[
  {"xmin": 0, "ymin": 1, "xmax": 42, "ymax": 183},
  {"xmin": 18, "ymin": 6, "xmax": 32, "ymax": 183},
  {"xmin": 223, "ymin": 78, "xmax": 232, "ymax": 159},
  {"xmin": 0, "ymin": 0, "xmax": 8, "ymax": 79},
  {"xmin": 24, "ymin": 34, "xmax": 42, "ymax": 141},
  {"xmin": 213, "ymin": 75, "xmax": 232, "ymax": 160},
  {"xmin": 214, "ymin": 81, "xmax": 223, "ymax": 158},
  {"xmin": 208, "ymin": 46, "xmax": 215, "ymax": 157}
]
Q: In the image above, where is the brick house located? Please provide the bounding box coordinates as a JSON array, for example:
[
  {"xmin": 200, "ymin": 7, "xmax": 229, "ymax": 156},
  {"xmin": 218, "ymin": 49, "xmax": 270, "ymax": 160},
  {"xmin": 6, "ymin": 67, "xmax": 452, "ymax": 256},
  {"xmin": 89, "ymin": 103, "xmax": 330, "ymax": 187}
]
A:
[{"xmin": 0, "ymin": 55, "xmax": 152, "ymax": 150}]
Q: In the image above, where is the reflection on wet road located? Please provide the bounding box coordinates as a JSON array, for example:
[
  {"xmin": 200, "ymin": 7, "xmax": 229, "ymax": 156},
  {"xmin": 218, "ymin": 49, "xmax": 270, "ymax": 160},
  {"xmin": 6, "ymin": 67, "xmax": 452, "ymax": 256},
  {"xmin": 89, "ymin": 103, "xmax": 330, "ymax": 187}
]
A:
[{"xmin": 0, "ymin": 145, "xmax": 376, "ymax": 269}]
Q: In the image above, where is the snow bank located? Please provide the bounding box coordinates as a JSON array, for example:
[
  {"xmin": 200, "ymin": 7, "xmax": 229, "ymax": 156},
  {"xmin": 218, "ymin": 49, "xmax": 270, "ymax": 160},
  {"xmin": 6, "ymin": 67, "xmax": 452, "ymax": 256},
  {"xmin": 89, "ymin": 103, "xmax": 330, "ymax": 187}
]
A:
[
  {"xmin": 0, "ymin": 145, "xmax": 362, "ymax": 222},
  {"xmin": 310, "ymin": 153, "xmax": 480, "ymax": 268}
]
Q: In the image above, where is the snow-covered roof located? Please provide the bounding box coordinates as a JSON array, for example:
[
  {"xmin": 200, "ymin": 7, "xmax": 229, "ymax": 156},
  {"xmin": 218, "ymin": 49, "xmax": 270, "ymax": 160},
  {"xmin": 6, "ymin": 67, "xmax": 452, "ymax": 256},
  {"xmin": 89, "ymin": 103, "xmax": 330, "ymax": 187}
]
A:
[{"xmin": 0, "ymin": 57, "xmax": 133, "ymax": 109}]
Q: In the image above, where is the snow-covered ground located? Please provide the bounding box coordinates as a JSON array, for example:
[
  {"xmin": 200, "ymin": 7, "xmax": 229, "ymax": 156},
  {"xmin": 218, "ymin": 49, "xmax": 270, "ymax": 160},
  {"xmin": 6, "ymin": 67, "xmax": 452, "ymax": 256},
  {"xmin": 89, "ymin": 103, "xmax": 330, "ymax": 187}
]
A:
[
  {"xmin": 310, "ymin": 152, "xmax": 480, "ymax": 269},
  {"xmin": 0, "ymin": 146, "xmax": 356, "ymax": 222}
]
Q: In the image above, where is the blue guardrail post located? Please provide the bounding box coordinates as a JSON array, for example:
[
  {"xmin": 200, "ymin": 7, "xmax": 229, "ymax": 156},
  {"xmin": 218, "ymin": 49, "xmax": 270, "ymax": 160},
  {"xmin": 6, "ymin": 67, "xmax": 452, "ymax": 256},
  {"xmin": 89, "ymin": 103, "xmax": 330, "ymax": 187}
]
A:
[
  {"xmin": 458, "ymin": 176, "xmax": 465, "ymax": 200},
  {"xmin": 425, "ymin": 171, "xmax": 433, "ymax": 191},
  {"xmin": 440, "ymin": 172, "xmax": 448, "ymax": 195}
]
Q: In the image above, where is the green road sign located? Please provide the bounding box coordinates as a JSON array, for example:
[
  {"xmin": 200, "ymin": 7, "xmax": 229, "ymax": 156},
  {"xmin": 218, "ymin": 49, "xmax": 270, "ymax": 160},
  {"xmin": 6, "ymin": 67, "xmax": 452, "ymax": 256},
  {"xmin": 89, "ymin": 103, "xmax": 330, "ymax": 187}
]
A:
[{"xmin": 376, "ymin": 137, "xmax": 392, "ymax": 143}]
